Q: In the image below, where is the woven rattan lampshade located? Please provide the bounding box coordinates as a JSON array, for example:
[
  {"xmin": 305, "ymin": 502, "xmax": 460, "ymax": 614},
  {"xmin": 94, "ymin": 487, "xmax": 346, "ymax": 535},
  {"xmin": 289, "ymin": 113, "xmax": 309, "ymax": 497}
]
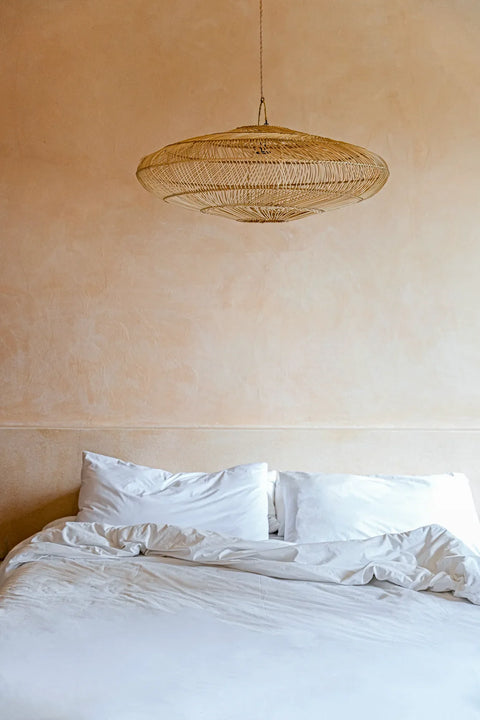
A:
[
  {"xmin": 136, "ymin": 124, "xmax": 389, "ymax": 223},
  {"xmin": 136, "ymin": 1, "xmax": 389, "ymax": 223}
]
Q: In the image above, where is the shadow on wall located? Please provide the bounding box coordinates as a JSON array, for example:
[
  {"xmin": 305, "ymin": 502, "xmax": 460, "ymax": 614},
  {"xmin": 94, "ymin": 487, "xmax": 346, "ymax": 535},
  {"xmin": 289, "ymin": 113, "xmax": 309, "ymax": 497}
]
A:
[{"xmin": 0, "ymin": 492, "xmax": 79, "ymax": 559}]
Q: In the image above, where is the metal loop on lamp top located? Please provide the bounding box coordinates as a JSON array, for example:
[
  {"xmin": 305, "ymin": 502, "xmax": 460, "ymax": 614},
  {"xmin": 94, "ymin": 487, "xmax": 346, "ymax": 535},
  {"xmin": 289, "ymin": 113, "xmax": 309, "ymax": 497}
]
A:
[{"xmin": 257, "ymin": 97, "xmax": 268, "ymax": 126}]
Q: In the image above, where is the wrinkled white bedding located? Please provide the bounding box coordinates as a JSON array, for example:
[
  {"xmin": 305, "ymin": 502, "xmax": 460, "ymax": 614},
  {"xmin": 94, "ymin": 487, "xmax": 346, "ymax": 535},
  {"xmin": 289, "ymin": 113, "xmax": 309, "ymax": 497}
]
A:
[{"xmin": 1, "ymin": 522, "xmax": 480, "ymax": 720}]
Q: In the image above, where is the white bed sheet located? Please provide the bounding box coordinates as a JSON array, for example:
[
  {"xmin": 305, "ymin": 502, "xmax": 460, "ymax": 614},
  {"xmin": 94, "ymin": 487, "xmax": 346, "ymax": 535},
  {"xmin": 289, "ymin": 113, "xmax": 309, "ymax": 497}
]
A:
[{"xmin": 1, "ymin": 522, "xmax": 480, "ymax": 720}]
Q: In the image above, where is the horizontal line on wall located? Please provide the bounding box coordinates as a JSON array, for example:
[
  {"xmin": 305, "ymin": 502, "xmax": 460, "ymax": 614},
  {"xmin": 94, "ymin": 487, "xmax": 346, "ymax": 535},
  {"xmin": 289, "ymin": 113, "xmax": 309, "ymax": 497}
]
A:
[{"xmin": 3, "ymin": 425, "xmax": 480, "ymax": 432}]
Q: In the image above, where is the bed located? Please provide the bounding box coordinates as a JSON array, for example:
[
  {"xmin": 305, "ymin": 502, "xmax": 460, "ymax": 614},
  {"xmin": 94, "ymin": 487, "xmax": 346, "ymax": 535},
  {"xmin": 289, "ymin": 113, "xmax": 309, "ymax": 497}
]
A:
[{"xmin": 1, "ymin": 451, "xmax": 480, "ymax": 720}]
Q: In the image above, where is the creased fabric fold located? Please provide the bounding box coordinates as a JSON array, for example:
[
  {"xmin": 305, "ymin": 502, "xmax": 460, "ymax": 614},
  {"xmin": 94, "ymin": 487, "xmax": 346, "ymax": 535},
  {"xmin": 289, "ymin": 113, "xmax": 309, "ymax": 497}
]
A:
[{"xmin": 1, "ymin": 521, "xmax": 479, "ymax": 605}]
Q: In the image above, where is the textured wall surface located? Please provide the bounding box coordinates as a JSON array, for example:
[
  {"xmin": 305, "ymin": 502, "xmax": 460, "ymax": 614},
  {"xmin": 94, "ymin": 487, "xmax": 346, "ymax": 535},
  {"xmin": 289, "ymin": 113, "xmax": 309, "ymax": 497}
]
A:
[{"xmin": 1, "ymin": 1, "xmax": 480, "ymax": 549}]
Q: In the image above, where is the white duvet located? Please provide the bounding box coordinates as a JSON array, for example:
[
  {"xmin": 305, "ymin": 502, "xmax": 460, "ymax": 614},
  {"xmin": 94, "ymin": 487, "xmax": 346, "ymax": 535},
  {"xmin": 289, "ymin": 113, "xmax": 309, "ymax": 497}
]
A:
[{"xmin": 1, "ymin": 521, "xmax": 480, "ymax": 720}]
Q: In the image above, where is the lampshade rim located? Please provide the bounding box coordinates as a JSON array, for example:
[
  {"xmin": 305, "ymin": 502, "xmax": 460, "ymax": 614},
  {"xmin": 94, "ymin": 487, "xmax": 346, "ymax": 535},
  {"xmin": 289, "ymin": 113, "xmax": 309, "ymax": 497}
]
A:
[
  {"xmin": 200, "ymin": 204, "xmax": 325, "ymax": 216},
  {"xmin": 137, "ymin": 157, "xmax": 389, "ymax": 171}
]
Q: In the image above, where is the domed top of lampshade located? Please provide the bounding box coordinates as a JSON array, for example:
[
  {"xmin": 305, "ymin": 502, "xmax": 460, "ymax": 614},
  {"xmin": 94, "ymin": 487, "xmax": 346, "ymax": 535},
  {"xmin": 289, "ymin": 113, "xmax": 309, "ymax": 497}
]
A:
[{"xmin": 136, "ymin": 124, "xmax": 389, "ymax": 223}]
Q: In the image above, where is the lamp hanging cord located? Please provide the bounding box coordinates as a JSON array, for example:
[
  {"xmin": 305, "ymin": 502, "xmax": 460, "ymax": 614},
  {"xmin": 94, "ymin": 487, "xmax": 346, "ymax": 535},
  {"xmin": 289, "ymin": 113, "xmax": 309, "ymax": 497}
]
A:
[{"xmin": 257, "ymin": 0, "xmax": 268, "ymax": 125}]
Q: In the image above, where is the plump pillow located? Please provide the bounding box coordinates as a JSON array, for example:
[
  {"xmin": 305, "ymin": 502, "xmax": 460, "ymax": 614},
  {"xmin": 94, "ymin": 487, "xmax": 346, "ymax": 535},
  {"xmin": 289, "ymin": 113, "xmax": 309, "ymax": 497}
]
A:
[
  {"xmin": 278, "ymin": 471, "xmax": 480, "ymax": 552},
  {"xmin": 267, "ymin": 470, "xmax": 280, "ymax": 533},
  {"xmin": 77, "ymin": 452, "xmax": 270, "ymax": 541}
]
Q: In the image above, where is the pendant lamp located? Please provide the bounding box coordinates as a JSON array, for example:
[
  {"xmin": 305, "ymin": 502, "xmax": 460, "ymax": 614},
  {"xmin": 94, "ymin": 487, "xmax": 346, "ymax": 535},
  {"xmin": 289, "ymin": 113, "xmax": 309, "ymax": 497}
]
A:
[{"xmin": 136, "ymin": 1, "xmax": 389, "ymax": 223}]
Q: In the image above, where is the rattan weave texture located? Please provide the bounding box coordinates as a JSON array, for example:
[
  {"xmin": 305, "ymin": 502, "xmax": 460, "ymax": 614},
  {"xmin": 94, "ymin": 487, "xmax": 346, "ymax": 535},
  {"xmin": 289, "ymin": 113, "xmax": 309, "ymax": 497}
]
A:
[{"xmin": 136, "ymin": 124, "xmax": 389, "ymax": 223}]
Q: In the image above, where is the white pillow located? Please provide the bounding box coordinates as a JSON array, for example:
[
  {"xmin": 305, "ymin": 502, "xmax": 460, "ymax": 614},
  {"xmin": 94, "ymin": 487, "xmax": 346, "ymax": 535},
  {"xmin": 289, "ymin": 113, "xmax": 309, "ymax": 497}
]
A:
[
  {"xmin": 274, "ymin": 476, "xmax": 286, "ymax": 536},
  {"xmin": 77, "ymin": 452, "xmax": 269, "ymax": 541},
  {"xmin": 267, "ymin": 470, "xmax": 280, "ymax": 534},
  {"xmin": 278, "ymin": 471, "xmax": 480, "ymax": 553}
]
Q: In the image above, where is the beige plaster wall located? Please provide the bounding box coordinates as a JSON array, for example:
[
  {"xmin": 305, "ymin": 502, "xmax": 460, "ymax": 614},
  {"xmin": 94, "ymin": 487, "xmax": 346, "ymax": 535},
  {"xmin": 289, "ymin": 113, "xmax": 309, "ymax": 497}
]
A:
[{"xmin": 1, "ymin": 1, "xmax": 480, "ymax": 550}]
